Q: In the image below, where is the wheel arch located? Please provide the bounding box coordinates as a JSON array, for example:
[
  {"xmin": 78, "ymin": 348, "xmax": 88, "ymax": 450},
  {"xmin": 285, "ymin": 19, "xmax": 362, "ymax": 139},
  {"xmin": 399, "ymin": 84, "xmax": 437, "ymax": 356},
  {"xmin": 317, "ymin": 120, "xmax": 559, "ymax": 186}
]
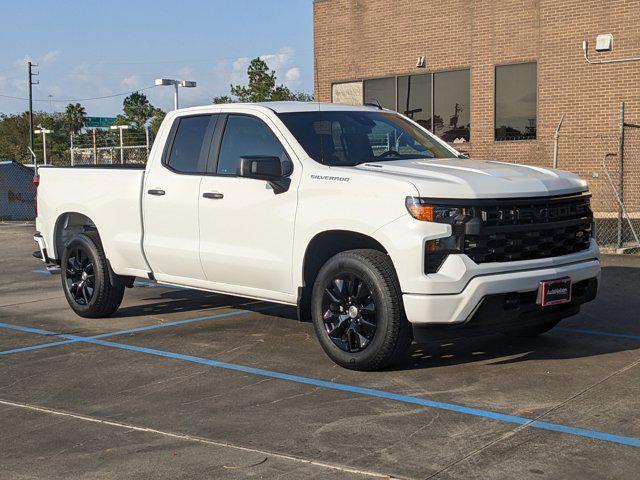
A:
[
  {"xmin": 297, "ymin": 229, "xmax": 394, "ymax": 321},
  {"xmin": 53, "ymin": 212, "xmax": 99, "ymax": 260}
]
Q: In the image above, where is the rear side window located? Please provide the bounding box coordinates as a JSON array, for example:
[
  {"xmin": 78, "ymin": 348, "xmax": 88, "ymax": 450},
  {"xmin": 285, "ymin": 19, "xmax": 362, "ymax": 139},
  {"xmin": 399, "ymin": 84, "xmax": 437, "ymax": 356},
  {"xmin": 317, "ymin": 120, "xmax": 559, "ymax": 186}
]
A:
[
  {"xmin": 166, "ymin": 115, "xmax": 216, "ymax": 173},
  {"xmin": 217, "ymin": 115, "xmax": 287, "ymax": 175}
]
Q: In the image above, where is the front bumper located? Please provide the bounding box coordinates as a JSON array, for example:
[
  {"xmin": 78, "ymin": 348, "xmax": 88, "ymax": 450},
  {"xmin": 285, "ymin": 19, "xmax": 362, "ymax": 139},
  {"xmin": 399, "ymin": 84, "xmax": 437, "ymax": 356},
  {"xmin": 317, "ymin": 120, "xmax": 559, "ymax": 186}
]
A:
[{"xmin": 403, "ymin": 256, "xmax": 600, "ymax": 325}]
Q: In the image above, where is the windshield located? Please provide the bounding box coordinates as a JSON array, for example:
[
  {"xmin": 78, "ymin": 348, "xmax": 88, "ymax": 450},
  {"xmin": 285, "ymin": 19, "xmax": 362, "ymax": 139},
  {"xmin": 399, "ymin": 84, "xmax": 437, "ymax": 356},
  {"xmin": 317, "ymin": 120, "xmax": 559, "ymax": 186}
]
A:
[{"xmin": 277, "ymin": 110, "xmax": 454, "ymax": 166}]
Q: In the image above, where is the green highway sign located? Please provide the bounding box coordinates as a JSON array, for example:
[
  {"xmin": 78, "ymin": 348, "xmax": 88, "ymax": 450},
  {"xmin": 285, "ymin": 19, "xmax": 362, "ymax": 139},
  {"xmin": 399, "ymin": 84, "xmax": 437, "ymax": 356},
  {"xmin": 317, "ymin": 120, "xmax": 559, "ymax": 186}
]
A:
[{"xmin": 84, "ymin": 117, "xmax": 117, "ymax": 128}]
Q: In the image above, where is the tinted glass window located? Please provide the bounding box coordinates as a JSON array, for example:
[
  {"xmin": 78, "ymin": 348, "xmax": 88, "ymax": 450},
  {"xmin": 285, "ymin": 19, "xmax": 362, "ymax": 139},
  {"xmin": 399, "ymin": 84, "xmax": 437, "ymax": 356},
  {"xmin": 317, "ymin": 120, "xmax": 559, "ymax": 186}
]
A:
[
  {"xmin": 363, "ymin": 77, "xmax": 396, "ymax": 110},
  {"xmin": 397, "ymin": 74, "xmax": 432, "ymax": 131},
  {"xmin": 433, "ymin": 70, "xmax": 470, "ymax": 143},
  {"xmin": 166, "ymin": 115, "xmax": 215, "ymax": 173},
  {"xmin": 217, "ymin": 115, "xmax": 287, "ymax": 175},
  {"xmin": 277, "ymin": 111, "xmax": 452, "ymax": 166},
  {"xmin": 495, "ymin": 63, "xmax": 537, "ymax": 141}
]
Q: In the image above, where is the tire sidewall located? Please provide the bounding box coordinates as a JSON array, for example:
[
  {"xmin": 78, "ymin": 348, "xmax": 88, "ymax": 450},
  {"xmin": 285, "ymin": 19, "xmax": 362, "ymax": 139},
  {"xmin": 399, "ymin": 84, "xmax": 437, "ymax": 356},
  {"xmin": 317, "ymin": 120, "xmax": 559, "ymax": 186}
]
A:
[
  {"xmin": 61, "ymin": 234, "xmax": 106, "ymax": 315},
  {"xmin": 311, "ymin": 253, "xmax": 400, "ymax": 369}
]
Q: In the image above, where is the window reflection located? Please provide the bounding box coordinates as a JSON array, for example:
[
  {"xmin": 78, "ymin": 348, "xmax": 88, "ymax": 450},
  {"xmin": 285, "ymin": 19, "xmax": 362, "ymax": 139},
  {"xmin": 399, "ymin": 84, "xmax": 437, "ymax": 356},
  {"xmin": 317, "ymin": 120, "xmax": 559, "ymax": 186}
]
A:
[
  {"xmin": 495, "ymin": 63, "xmax": 537, "ymax": 141},
  {"xmin": 397, "ymin": 74, "xmax": 432, "ymax": 130},
  {"xmin": 433, "ymin": 70, "xmax": 470, "ymax": 143},
  {"xmin": 363, "ymin": 77, "xmax": 396, "ymax": 110}
]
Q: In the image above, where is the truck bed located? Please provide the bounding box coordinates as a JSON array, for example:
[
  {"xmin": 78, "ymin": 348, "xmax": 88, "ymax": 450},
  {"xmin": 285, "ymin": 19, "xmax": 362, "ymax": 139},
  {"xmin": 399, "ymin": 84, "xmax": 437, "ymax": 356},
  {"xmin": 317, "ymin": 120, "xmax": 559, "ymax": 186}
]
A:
[{"xmin": 35, "ymin": 165, "xmax": 149, "ymax": 277}]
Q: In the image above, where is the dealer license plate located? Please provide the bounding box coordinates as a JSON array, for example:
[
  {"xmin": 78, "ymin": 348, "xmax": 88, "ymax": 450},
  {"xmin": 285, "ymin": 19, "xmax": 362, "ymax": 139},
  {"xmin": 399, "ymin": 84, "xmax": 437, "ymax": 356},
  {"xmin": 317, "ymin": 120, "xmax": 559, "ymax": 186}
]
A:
[{"xmin": 539, "ymin": 277, "xmax": 572, "ymax": 306}]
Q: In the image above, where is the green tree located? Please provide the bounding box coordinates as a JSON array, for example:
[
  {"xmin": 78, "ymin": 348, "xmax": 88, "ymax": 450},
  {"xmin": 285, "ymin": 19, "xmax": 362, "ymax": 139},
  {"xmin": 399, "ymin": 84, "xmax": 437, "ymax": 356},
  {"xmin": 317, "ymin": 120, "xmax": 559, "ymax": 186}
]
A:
[
  {"xmin": 64, "ymin": 103, "xmax": 87, "ymax": 135},
  {"xmin": 149, "ymin": 108, "xmax": 166, "ymax": 136},
  {"xmin": 214, "ymin": 57, "xmax": 313, "ymax": 103},
  {"xmin": 121, "ymin": 92, "xmax": 155, "ymax": 129}
]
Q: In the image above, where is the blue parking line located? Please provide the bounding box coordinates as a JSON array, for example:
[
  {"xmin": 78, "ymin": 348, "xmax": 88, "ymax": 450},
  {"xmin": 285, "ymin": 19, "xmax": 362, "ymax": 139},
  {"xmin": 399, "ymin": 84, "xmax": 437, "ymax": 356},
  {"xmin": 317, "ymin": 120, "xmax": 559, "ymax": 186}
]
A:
[
  {"xmin": 0, "ymin": 305, "xmax": 273, "ymax": 356},
  {"xmin": 558, "ymin": 327, "xmax": 640, "ymax": 341},
  {"xmin": 0, "ymin": 321, "xmax": 638, "ymax": 448}
]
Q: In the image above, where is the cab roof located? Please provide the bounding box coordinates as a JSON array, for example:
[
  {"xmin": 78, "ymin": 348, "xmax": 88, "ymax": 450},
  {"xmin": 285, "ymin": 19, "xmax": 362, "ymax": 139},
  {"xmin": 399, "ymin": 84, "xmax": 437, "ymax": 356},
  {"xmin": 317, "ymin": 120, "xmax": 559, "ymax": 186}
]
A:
[{"xmin": 173, "ymin": 101, "xmax": 385, "ymax": 116}]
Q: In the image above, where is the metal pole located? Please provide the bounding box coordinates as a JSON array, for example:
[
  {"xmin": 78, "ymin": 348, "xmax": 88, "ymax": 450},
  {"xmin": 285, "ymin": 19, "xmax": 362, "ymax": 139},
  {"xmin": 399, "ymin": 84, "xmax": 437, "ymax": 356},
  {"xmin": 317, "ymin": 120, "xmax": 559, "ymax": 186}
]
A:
[
  {"xmin": 553, "ymin": 114, "xmax": 565, "ymax": 169},
  {"xmin": 617, "ymin": 102, "xmax": 625, "ymax": 249},
  {"xmin": 42, "ymin": 131, "xmax": 48, "ymax": 165},
  {"xmin": 145, "ymin": 125, "xmax": 150, "ymax": 158},
  {"xmin": 28, "ymin": 62, "xmax": 35, "ymax": 159},
  {"xmin": 93, "ymin": 128, "xmax": 97, "ymax": 164},
  {"xmin": 173, "ymin": 82, "xmax": 179, "ymax": 110},
  {"xmin": 70, "ymin": 132, "xmax": 75, "ymax": 166},
  {"xmin": 119, "ymin": 127, "xmax": 124, "ymax": 163}
]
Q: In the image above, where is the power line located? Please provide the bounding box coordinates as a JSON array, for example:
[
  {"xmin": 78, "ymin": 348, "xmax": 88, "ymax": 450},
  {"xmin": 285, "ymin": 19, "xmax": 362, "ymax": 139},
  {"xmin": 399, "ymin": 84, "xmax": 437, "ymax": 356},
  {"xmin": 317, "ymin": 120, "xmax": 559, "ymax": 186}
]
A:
[{"xmin": 0, "ymin": 84, "xmax": 157, "ymax": 103}]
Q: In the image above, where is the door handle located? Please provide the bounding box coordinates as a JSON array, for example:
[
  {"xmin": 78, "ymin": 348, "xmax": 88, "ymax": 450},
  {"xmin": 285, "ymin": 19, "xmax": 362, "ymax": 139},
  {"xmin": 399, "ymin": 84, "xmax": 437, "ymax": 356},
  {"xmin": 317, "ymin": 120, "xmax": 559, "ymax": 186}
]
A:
[
  {"xmin": 148, "ymin": 189, "xmax": 165, "ymax": 196},
  {"xmin": 202, "ymin": 192, "xmax": 224, "ymax": 200}
]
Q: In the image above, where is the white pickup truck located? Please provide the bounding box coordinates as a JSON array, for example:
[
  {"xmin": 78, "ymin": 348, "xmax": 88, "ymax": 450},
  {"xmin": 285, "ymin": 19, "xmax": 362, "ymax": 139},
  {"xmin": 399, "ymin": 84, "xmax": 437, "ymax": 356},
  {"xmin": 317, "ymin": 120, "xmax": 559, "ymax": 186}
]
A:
[{"xmin": 34, "ymin": 102, "xmax": 600, "ymax": 370}]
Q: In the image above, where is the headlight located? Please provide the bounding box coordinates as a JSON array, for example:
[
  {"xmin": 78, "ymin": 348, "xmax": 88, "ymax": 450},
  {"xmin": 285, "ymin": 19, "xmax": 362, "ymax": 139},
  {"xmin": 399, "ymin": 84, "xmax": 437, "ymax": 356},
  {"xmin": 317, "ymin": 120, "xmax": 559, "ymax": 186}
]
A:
[{"xmin": 405, "ymin": 197, "xmax": 473, "ymax": 273}]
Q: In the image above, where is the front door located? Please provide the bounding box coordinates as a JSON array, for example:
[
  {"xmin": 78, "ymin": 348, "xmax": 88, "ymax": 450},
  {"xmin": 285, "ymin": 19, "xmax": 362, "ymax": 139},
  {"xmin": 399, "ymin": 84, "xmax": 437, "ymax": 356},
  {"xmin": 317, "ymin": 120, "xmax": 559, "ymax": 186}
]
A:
[
  {"xmin": 143, "ymin": 113, "xmax": 218, "ymax": 284},
  {"xmin": 198, "ymin": 113, "xmax": 298, "ymax": 301}
]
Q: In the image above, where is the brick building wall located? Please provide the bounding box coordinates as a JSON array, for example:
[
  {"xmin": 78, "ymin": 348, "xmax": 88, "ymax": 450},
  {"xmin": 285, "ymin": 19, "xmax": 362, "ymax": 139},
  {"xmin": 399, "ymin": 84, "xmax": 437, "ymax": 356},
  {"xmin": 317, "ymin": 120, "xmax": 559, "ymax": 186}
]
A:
[{"xmin": 313, "ymin": 0, "xmax": 640, "ymax": 213}]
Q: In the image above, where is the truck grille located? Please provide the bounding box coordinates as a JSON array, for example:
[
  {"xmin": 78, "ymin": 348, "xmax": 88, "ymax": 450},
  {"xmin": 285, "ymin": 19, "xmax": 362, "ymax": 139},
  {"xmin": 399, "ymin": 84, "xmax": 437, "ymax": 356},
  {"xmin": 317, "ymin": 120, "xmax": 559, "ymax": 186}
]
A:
[{"xmin": 463, "ymin": 193, "xmax": 593, "ymax": 263}]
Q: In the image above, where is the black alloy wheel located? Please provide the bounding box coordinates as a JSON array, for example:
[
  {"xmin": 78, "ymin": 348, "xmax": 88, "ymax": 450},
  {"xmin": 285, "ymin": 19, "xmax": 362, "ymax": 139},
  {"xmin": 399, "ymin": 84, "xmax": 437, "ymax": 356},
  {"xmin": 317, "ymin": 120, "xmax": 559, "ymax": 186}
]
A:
[
  {"xmin": 61, "ymin": 232, "xmax": 125, "ymax": 318},
  {"xmin": 322, "ymin": 273, "xmax": 377, "ymax": 352},
  {"xmin": 64, "ymin": 246, "xmax": 95, "ymax": 306}
]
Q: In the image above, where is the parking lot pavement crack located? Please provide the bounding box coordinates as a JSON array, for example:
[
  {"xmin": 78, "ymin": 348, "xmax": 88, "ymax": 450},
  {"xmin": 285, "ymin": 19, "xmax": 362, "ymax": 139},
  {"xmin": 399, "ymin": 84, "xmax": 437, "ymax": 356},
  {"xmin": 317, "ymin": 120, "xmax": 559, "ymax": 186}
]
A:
[
  {"xmin": 0, "ymin": 398, "xmax": 407, "ymax": 480},
  {"xmin": 0, "ymin": 295, "xmax": 62, "ymax": 308},
  {"xmin": 422, "ymin": 356, "xmax": 640, "ymax": 479}
]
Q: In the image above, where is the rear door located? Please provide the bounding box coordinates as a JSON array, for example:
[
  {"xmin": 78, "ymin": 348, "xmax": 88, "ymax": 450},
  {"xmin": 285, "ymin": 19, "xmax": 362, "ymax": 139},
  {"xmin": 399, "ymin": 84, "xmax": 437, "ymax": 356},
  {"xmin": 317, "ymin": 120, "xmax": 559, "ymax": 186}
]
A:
[
  {"xmin": 143, "ymin": 113, "xmax": 218, "ymax": 283},
  {"xmin": 198, "ymin": 112, "xmax": 299, "ymax": 301}
]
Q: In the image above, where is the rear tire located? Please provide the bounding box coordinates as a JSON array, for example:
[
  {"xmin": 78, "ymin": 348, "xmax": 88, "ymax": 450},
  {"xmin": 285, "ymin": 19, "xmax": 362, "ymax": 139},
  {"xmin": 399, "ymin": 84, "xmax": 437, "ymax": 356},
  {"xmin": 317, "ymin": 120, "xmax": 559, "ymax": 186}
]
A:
[
  {"xmin": 61, "ymin": 232, "xmax": 125, "ymax": 318},
  {"xmin": 311, "ymin": 249, "xmax": 412, "ymax": 371}
]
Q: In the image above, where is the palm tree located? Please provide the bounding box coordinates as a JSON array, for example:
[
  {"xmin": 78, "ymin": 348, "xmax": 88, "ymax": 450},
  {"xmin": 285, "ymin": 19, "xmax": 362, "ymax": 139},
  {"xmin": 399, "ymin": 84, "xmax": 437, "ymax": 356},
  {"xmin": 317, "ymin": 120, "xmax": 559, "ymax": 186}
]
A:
[{"xmin": 64, "ymin": 103, "xmax": 87, "ymax": 135}]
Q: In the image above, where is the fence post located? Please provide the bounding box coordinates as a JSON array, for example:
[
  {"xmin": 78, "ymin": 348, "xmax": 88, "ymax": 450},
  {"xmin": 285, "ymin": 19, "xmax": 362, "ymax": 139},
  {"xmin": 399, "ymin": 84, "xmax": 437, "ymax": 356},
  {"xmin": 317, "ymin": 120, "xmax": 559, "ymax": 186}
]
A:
[
  {"xmin": 70, "ymin": 133, "xmax": 75, "ymax": 166},
  {"xmin": 617, "ymin": 102, "xmax": 625, "ymax": 249},
  {"xmin": 92, "ymin": 128, "xmax": 97, "ymax": 165},
  {"xmin": 145, "ymin": 125, "xmax": 150, "ymax": 158}
]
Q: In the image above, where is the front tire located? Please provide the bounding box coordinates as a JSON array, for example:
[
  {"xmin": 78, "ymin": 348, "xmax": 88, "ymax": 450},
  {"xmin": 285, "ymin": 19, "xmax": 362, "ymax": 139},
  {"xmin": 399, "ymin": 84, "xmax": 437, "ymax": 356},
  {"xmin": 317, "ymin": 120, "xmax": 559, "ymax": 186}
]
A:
[
  {"xmin": 311, "ymin": 249, "xmax": 412, "ymax": 371},
  {"xmin": 61, "ymin": 232, "xmax": 125, "ymax": 318}
]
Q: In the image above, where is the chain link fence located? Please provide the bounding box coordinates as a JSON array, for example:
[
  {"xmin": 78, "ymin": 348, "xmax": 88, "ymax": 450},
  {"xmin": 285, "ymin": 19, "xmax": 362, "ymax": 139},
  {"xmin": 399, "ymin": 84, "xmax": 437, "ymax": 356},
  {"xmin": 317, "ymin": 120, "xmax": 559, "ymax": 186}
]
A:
[
  {"xmin": 1, "ymin": 128, "xmax": 153, "ymax": 221},
  {"xmin": 587, "ymin": 105, "xmax": 640, "ymax": 252}
]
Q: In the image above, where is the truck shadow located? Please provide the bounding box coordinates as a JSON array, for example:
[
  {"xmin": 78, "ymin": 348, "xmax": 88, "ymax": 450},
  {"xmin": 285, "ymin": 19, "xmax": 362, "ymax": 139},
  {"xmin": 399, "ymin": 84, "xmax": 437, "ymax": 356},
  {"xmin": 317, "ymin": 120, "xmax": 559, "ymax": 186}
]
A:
[
  {"xmin": 112, "ymin": 287, "xmax": 251, "ymax": 318},
  {"xmin": 110, "ymin": 265, "xmax": 638, "ymax": 371},
  {"xmin": 393, "ymin": 264, "xmax": 639, "ymax": 371}
]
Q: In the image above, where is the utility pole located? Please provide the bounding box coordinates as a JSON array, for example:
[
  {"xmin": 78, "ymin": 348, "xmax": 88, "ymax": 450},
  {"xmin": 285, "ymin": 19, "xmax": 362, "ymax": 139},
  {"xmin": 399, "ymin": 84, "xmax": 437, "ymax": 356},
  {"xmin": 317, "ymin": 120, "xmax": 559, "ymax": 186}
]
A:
[{"xmin": 28, "ymin": 62, "xmax": 39, "ymax": 161}]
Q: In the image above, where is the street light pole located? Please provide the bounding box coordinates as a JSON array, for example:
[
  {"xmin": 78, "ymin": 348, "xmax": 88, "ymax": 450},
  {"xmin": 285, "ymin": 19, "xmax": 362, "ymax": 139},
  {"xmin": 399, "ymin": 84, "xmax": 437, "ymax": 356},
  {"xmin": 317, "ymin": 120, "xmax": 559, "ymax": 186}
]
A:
[
  {"xmin": 34, "ymin": 127, "xmax": 52, "ymax": 165},
  {"xmin": 155, "ymin": 78, "xmax": 197, "ymax": 110},
  {"xmin": 110, "ymin": 125, "xmax": 130, "ymax": 163}
]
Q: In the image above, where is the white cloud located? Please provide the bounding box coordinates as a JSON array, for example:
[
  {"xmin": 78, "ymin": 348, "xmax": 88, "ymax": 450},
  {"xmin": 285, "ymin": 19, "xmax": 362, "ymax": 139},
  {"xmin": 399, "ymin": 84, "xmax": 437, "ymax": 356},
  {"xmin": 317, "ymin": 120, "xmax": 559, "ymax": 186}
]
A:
[
  {"xmin": 284, "ymin": 67, "xmax": 301, "ymax": 87},
  {"xmin": 41, "ymin": 50, "xmax": 63, "ymax": 64},
  {"xmin": 121, "ymin": 74, "xmax": 140, "ymax": 87}
]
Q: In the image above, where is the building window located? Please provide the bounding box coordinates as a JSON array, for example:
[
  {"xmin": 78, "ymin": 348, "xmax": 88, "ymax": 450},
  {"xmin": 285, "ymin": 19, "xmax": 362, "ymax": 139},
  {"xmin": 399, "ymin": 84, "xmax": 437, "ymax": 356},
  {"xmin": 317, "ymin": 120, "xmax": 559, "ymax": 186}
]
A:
[
  {"xmin": 332, "ymin": 81, "xmax": 363, "ymax": 106},
  {"xmin": 332, "ymin": 69, "xmax": 471, "ymax": 143},
  {"xmin": 397, "ymin": 74, "xmax": 432, "ymax": 131},
  {"xmin": 363, "ymin": 77, "xmax": 396, "ymax": 110},
  {"xmin": 495, "ymin": 62, "xmax": 537, "ymax": 141},
  {"xmin": 433, "ymin": 69, "xmax": 470, "ymax": 143}
]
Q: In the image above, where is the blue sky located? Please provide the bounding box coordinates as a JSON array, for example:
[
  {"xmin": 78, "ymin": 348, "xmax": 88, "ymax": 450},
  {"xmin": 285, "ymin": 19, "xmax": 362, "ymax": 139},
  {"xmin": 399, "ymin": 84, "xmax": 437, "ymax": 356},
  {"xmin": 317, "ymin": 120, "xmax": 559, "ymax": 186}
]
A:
[{"xmin": 0, "ymin": 1, "xmax": 313, "ymax": 116}]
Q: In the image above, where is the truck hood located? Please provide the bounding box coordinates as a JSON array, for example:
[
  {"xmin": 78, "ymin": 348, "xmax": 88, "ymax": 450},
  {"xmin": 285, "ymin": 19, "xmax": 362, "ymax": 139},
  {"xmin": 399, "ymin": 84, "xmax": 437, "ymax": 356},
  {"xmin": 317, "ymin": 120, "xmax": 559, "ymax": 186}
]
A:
[{"xmin": 354, "ymin": 158, "xmax": 588, "ymax": 198}]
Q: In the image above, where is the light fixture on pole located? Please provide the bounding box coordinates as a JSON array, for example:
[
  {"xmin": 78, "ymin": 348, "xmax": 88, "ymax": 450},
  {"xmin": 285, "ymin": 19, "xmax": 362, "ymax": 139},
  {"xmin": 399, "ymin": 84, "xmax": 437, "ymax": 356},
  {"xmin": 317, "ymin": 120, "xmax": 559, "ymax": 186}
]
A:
[
  {"xmin": 155, "ymin": 78, "xmax": 197, "ymax": 110},
  {"xmin": 34, "ymin": 126, "xmax": 52, "ymax": 165},
  {"xmin": 110, "ymin": 125, "xmax": 130, "ymax": 164}
]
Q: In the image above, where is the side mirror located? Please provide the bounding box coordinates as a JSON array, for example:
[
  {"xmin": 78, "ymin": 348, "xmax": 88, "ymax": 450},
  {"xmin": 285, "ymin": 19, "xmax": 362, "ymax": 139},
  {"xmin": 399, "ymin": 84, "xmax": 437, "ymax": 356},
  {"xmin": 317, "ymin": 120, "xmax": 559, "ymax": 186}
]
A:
[
  {"xmin": 238, "ymin": 156, "xmax": 291, "ymax": 194},
  {"xmin": 239, "ymin": 156, "xmax": 283, "ymax": 181}
]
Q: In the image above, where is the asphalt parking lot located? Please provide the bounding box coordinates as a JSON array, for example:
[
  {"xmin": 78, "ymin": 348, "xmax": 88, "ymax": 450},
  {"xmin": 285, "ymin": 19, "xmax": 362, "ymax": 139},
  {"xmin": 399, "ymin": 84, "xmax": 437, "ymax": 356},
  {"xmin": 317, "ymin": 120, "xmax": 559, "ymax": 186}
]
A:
[{"xmin": 1, "ymin": 223, "xmax": 639, "ymax": 479}]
